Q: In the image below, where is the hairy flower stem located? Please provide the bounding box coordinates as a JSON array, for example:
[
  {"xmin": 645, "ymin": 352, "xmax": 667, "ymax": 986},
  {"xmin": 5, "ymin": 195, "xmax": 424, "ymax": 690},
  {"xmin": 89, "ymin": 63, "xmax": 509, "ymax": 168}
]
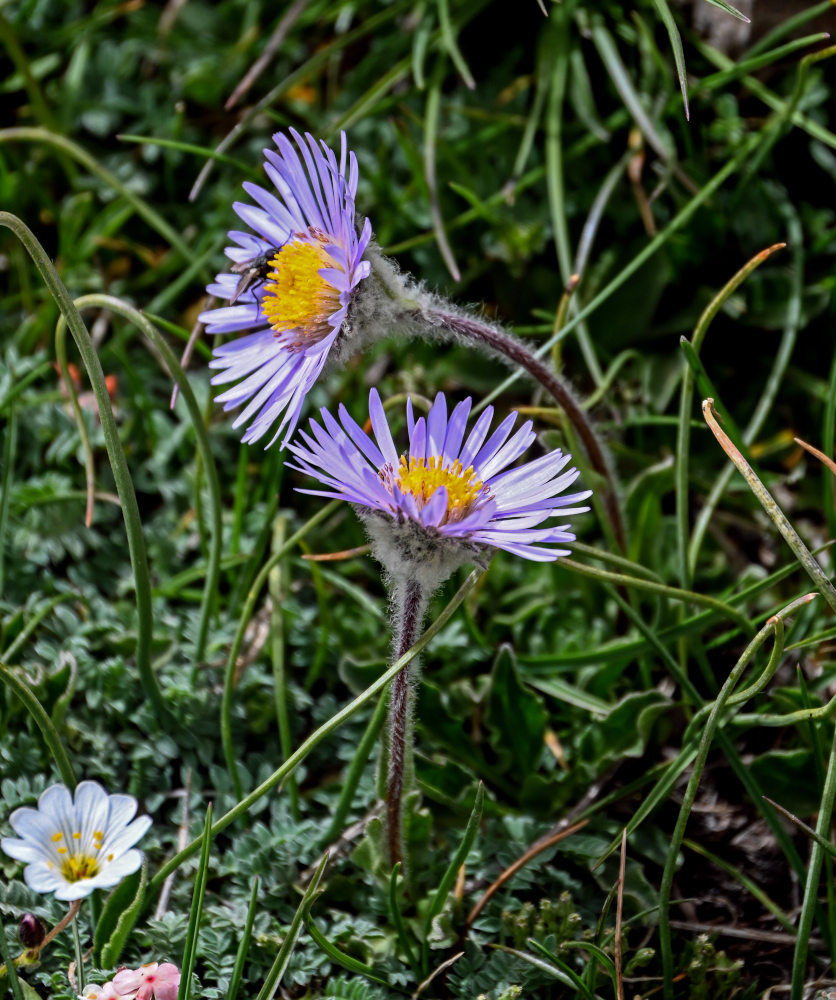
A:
[
  {"xmin": 424, "ymin": 306, "xmax": 625, "ymax": 550},
  {"xmin": 386, "ymin": 577, "xmax": 428, "ymax": 869}
]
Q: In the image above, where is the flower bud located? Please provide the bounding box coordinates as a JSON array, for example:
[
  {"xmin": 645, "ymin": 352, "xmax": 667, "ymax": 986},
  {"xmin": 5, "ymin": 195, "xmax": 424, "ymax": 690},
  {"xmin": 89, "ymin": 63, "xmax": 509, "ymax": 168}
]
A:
[{"xmin": 18, "ymin": 913, "xmax": 46, "ymax": 949}]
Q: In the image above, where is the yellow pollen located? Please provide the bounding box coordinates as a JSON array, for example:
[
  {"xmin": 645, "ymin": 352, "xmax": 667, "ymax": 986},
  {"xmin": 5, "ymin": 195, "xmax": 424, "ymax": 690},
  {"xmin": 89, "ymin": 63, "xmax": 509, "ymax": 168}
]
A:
[
  {"xmin": 72, "ymin": 832, "xmax": 81, "ymax": 839},
  {"xmin": 57, "ymin": 847, "xmax": 67, "ymax": 854},
  {"xmin": 260, "ymin": 236, "xmax": 341, "ymax": 343},
  {"xmin": 60, "ymin": 853, "xmax": 99, "ymax": 883},
  {"xmin": 107, "ymin": 853, "xmax": 114, "ymax": 862},
  {"xmin": 94, "ymin": 830, "xmax": 104, "ymax": 840},
  {"xmin": 395, "ymin": 456, "xmax": 484, "ymax": 521},
  {"xmin": 51, "ymin": 832, "xmax": 63, "ymax": 842}
]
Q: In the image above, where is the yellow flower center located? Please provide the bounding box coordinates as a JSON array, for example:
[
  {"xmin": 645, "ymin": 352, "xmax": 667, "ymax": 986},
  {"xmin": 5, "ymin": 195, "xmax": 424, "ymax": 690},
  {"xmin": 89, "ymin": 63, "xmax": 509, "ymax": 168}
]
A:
[
  {"xmin": 395, "ymin": 456, "xmax": 484, "ymax": 521},
  {"xmin": 61, "ymin": 853, "xmax": 99, "ymax": 882},
  {"xmin": 261, "ymin": 236, "xmax": 341, "ymax": 345}
]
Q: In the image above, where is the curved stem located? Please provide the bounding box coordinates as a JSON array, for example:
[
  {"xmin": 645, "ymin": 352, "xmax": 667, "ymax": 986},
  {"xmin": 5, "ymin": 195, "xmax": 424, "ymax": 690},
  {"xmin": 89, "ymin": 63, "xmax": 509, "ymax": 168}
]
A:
[
  {"xmin": 386, "ymin": 578, "xmax": 428, "ymax": 868},
  {"xmin": 63, "ymin": 295, "xmax": 224, "ymax": 667},
  {"xmin": 0, "ymin": 660, "xmax": 76, "ymax": 788},
  {"xmin": 0, "ymin": 212, "xmax": 169, "ymax": 724},
  {"xmin": 420, "ymin": 304, "xmax": 625, "ymax": 550}
]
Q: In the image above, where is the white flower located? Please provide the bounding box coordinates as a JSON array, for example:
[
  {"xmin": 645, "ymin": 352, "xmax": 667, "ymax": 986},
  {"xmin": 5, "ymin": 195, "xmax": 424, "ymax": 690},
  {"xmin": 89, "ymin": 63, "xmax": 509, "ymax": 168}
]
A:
[{"xmin": 1, "ymin": 781, "xmax": 151, "ymax": 901}]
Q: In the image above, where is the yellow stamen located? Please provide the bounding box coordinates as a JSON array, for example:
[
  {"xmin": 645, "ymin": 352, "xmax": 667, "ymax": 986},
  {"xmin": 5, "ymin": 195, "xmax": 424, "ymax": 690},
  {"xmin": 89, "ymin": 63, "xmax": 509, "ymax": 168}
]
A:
[
  {"xmin": 51, "ymin": 832, "xmax": 63, "ymax": 842},
  {"xmin": 57, "ymin": 847, "xmax": 67, "ymax": 854},
  {"xmin": 261, "ymin": 236, "xmax": 341, "ymax": 343},
  {"xmin": 60, "ymin": 853, "xmax": 99, "ymax": 882},
  {"xmin": 72, "ymin": 832, "xmax": 81, "ymax": 839},
  {"xmin": 395, "ymin": 456, "xmax": 484, "ymax": 521}
]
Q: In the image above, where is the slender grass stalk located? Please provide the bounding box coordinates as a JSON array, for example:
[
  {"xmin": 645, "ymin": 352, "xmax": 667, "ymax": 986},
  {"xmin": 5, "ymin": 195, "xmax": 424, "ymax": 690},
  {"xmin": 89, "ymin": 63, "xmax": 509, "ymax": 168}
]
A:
[
  {"xmin": 763, "ymin": 796, "xmax": 836, "ymax": 862},
  {"xmin": 674, "ymin": 242, "xmax": 785, "ymax": 587},
  {"xmin": 1, "ymin": 595, "xmax": 77, "ymax": 663},
  {"xmin": 305, "ymin": 916, "xmax": 403, "ymax": 991},
  {"xmin": 558, "ymin": 557, "xmax": 754, "ymax": 634},
  {"xmin": 65, "ymin": 294, "xmax": 224, "ymax": 665},
  {"xmin": 54, "ymin": 323, "xmax": 96, "ymax": 527},
  {"xmin": 694, "ymin": 37, "xmax": 836, "ymax": 151},
  {"xmin": 652, "ymin": 0, "xmax": 689, "ymax": 119},
  {"xmin": 0, "ymin": 358, "xmax": 52, "ymax": 414},
  {"xmin": 0, "ymin": 402, "xmax": 17, "ymax": 599},
  {"xmin": 0, "ymin": 660, "xmax": 76, "ymax": 787},
  {"xmin": 0, "ymin": 214, "xmax": 169, "ymax": 722},
  {"xmin": 389, "ymin": 863, "xmax": 421, "ymax": 980},
  {"xmin": 546, "ymin": 6, "xmax": 603, "ymax": 384},
  {"xmin": 421, "ymin": 783, "xmax": 484, "ymax": 974},
  {"xmin": 72, "ymin": 915, "xmax": 85, "ymax": 993},
  {"xmin": 438, "ymin": 0, "xmax": 475, "ymax": 89},
  {"xmin": 598, "ymin": 585, "xmax": 809, "ymax": 879},
  {"xmin": 318, "ymin": 690, "xmax": 387, "ymax": 848},
  {"xmin": 791, "ymin": 724, "xmax": 836, "ymax": 1000},
  {"xmin": 269, "ymin": 517, "xmax": 299, "ymax": 821},
  {"xmin": 0, "ymin": 130, "xmax": 192, "ymax": 263},
  {"xmin": 178, "ymin": 805, "xmax": 213, "ymax": 1000},
  {"xmin": 746, "ymin": 0, "xmax": 832, "ymax": 57},
  {"xmin": 659, "ymin": 595, "xmax": 812, "ymax": 997},
  {"xmin": 227, "ymin": 877, "xmax": 259, "ymax": 1000},
  {"xmin": 683, "ymin": 839, "xmax": 795, "ymax": 933},
  {"xmin": 222, "ymin": 501, "xmax": 341, "ymax": 798},
  {"xmin": 151, "ymin": 568, "xmax": 483, "ymax": 893},
  {"xmin": 254, "ymin": 854, "xmax": 328, "ymax": 1000},
  {"xmin": 703, "ymin": 400, "xmax": 836, "ymax": 613},
  {"xmin": 478, "ymin": 135, "xmax": 759, "ymax": 412},
  {"xmin": 0, "ymin": 913, "xmax": 24, "ymax": 1000},
  {"xmin": 424, "ymin": 68, "xmax": 460, "ymax": 281}
]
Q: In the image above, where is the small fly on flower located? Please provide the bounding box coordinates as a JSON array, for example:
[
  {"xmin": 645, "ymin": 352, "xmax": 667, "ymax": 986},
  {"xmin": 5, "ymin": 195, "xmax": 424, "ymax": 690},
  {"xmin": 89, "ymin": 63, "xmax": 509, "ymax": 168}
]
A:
[{"xmin": 227, "ymin": 247, "xmax": 280, "ymax": 305}]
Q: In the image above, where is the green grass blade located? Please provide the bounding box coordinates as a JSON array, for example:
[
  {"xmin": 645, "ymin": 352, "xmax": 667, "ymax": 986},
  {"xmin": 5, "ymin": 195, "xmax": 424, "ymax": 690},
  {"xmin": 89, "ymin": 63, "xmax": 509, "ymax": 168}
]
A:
[
  {"xmin": 0, "ymin": 401, "xmax": 17, "ymax": 599},
  {"xmin": 653, "ymin": 0, "xmax": 689, "ymax": 119},
  {"xmin": 0, "ymin": 213, "xmax": 169, "ymax": 723},
  {"xmin": 702, "ymin": 0, "xmax": 750, "ymax": 22},
  {"xmin": 227, "ymin": 877, "xmax": 259, "ymax": 1000},
  {"xmin": 0, "ymin": 660, "xmax": 76, "ymax": 788},
  {"xmin": 421, "ymin": 783, "xmax": 484, "ymax": 972},
  {"xmin": 255, "ymin": 854, "xmax": 328, "ymax": 1000},
  {"xmin": 178, "ymin": 804, "xmax": 213, "ymax": 1000}
]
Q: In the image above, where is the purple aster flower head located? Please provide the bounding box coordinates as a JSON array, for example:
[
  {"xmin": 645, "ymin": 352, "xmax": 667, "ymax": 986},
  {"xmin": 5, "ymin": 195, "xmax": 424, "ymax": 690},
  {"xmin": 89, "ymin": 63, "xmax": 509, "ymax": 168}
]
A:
[
  {"xmin": 288, "ymin": 389, "xmax": 592, "ymax": 590},
  {"xmin": 199, "ymin": 129, "xmax": 373, "ymax": 448}
]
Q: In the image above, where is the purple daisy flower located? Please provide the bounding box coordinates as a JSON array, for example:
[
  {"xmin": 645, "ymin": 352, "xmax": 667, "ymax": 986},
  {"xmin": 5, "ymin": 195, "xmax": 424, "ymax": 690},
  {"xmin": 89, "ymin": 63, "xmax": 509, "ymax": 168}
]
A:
[
  {"xmin": 288, "ymin": 389, "xmax": 591, "ymax": 582},
  {"xmin": 199, "ymin": 129, "xmax": 373, "ymax": 447}
]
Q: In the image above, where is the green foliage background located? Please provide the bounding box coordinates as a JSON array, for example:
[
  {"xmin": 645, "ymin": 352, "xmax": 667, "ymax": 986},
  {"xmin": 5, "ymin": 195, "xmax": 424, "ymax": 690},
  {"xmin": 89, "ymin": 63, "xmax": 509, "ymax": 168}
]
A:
[{"xmin": 1, "ymin": 0, "xmax": 836, "ymax": 997}]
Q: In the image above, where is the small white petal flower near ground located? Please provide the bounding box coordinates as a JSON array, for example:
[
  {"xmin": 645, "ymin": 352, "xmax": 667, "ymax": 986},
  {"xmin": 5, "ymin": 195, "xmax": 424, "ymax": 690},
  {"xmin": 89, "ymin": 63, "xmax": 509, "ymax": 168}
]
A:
[
  {"xmin": 288, "ymin": 388, "xmax": 592, "ymax": 587},
  {"xmin": 1, "ymin": 781, "xmax": 151, "ymax": 901},
  {"xmin": 111, "ymin": 963, "xmax": 181, "ymax": 1000},
  {"xmin": 199, "ymin": 128, "xmax": 372, "ymax": 448},
  {"xmin": 80, "ymin": 982, "xmax": 122, "ymax": 1000}
]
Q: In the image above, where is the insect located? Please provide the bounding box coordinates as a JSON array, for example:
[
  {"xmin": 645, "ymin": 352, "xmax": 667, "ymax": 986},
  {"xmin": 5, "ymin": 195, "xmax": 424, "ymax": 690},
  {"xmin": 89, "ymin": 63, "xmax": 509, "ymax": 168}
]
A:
[{"xmin": 228, "ymin": 248, "xmax": 279, "ymax": 304}]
